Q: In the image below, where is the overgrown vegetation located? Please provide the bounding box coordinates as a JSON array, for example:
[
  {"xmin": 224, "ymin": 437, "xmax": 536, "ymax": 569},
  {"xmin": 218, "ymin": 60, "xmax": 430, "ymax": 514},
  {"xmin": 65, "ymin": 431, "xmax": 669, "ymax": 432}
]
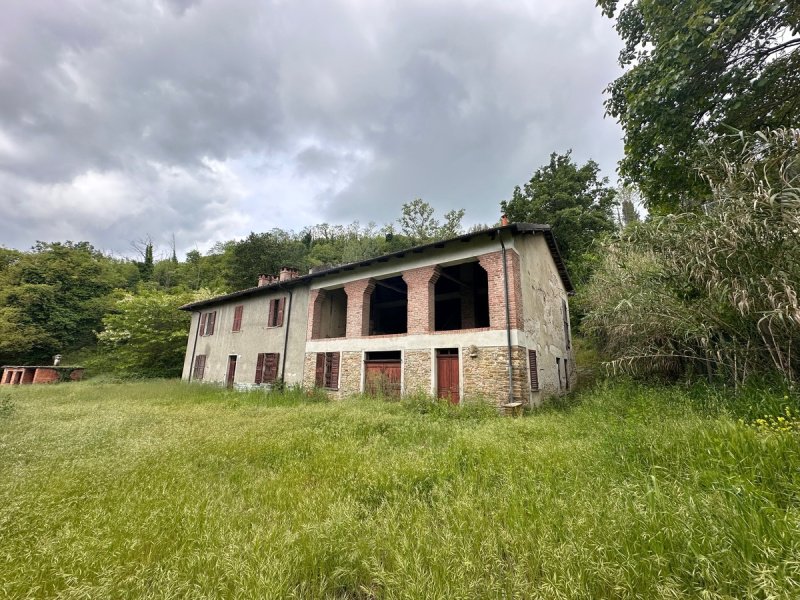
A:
[
  {"xmin": 583, "ymin": 129, "xmax": 800, "ymax": 384},
  {"xmin": 0, "ymin": 380, "xmax": 797, "ymax": 598}
]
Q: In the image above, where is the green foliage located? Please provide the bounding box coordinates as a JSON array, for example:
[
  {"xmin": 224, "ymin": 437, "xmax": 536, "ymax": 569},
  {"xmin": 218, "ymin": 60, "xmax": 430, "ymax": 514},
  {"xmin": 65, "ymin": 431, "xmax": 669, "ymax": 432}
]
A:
[
  {"xmin": 97, "ymin": 288, "xmax": 215, "ymax": 378},
  {"xmin": 501, "ymin": 151, "xmax": 617, "ymax": 284},
  {"xmin": 397, "ymin": 198, "xmax": 465, "ymax": 244},
  {"xmin": 598, "ymin": 0, "xmax": 800, "ymax": 213},
  {"xmin": 0, "ymin": 242, "xmax": 133, "ymax": 364},
  {"xmin": 0, "ymin": 380, "xmax": 798, "ymax": 597},
  {"xmin": 583, "ymin": 129, "xmax": 800, "ymax": 384},
  {"xmin": 224, "ymin": 230, "xmax": 310, "ymax": 290}
]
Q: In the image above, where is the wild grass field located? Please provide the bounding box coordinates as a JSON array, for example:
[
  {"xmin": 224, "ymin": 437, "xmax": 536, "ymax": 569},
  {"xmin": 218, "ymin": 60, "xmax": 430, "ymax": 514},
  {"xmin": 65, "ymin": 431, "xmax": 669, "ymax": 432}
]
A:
[{"xmin": 0, "ymin": 380, "xmax": 799, "ymax": 599}]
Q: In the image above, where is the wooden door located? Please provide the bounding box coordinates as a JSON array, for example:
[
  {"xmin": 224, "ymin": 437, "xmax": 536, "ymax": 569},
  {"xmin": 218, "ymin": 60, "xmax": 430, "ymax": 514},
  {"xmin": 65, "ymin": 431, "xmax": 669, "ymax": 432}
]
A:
[
  {"xmin": 436, "ymin": 351, "xmax": 460, "ymax": 404},
  {"xmin": 226, "ymin": 356, "xmax": 237, "ymax": 388},
  {"xmin": 364, "ymin": 360, "xmax": 402, "ymax": 398}
]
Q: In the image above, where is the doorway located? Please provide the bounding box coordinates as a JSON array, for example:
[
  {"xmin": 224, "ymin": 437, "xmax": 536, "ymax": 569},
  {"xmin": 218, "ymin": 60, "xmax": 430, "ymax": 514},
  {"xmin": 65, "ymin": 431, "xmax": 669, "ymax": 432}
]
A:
[
  {"xmin": 226, "ymin": 355, "xmax": 237, "ymax": 388},
  {"xmin": 436, "ymin": 348, "xmax": 460, "ymax": 404}
]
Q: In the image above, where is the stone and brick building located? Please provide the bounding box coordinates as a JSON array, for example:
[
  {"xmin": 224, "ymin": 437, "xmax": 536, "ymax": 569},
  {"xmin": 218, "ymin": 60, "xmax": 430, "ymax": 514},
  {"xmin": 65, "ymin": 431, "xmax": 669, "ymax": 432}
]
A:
[{"xmin": 179, "ymin": 223, "xmax": 575, "ymax": 407}]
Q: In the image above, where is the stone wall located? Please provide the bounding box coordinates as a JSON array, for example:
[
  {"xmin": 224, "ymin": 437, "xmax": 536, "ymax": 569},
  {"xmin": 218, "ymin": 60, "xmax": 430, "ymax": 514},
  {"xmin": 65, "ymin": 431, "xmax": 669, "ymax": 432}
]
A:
[
  {"xmin": 303, "ymin": 350, "xmax": 362, "ymax": 399},
  {"xmin": 461, "ymin": 345, "xmax": 529, "ymax": 405},
  {"xmin": 403, "ymin": 350, "xmax": 431, "ymax": 395}
]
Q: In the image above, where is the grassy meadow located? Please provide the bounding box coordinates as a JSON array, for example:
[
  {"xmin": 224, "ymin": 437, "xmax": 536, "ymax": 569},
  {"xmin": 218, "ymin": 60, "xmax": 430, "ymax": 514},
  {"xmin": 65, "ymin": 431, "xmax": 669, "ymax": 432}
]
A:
[{"xmin": 0, "ymin": 380, "xmax": 799, "ymax": 599}]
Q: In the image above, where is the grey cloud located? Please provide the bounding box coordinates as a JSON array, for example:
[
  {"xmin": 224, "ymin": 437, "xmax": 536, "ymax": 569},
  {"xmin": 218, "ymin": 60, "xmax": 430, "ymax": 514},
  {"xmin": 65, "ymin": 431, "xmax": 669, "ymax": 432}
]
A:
[{"xmin": 0, "ymin": 0, "xmax": 623, "ymax": 255}]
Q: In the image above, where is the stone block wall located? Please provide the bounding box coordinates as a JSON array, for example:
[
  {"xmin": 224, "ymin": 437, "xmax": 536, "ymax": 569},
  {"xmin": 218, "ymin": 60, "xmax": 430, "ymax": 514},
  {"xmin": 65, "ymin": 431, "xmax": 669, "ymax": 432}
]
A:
[
  {"xmin": 303, "ymin": 350, "xmax": 362, "ymax": 399},
  {"xmin": 461, "ymin": 345, "xmax": 529, "ymax": 405},
  {"xmin": 403, "ymin": 350, "xmax": 432, "ymax": 395}
]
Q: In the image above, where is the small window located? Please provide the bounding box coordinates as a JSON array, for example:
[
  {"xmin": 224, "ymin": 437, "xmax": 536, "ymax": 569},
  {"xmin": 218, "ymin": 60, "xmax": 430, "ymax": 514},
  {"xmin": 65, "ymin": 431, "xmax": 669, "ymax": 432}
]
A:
[
  {"xmin": 315, "ymin": 352, "xmax": 340, "ymax": 389},
  {"xmin": 255, "ymin": 352, "xmax": 280, "ymax": 384},
  {"xmin": 528, "ymin": 349, "xmax": 539, "ymax": 392},
  {"xmin": 199, "ymin": 311, "xmax": 216, "ymax": 336},
  {"xmin": 267, "ymin": 297, "xmax": 286, "ymax": 327},
  {"xmin": 562, "ymin": 299, "xmax": 571, "ymax": 350},
  {"xmin": 193, "ymin": 355, "xmax": 206, "ymax": 380},
  {"xmin": 556, "ymin": 357, "xmax": 562, "ymax": 390},
  {"xmin": 564, "ymin": 358, "xmax": 570, "ymax": 391},
  {"xmin": 232, "ymin": 305, "xmax": 244, "ymax": 332}
]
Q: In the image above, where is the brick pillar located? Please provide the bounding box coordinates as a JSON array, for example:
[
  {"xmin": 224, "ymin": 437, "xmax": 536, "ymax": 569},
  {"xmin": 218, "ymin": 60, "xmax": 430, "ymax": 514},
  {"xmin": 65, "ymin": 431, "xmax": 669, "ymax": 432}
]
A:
[
  {"xmin": 460, "ymin": 287, "xmax": 475, "ymax": 329},
  {"xmin": 307, "ymin": 289, "xmax": 327, "ymax": 340},
  {"xmin": 1, "ymin": 369, "xmax": 9, "ymax": 385},
  {"xmin": 344, "ymin": 278, "xmax": 376, "ymax": 337},
  {"xmin": 478, "ymin": 250, "xmax": 522, "ymax": 330},
  {"xmin": 402, "ymin": 265, "xmax": 441, "ymax": 334}
]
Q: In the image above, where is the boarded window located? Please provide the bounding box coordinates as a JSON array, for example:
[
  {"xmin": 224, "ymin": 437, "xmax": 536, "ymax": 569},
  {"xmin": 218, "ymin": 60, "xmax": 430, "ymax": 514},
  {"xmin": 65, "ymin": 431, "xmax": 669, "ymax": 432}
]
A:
[
  {"xmin": 315, "ymin": 352, "xmax": 340, "ymax": 389},
  {"xmin": 255, "ymin": 352, "xmax": 280, "ymax": 384},
  {"xmin": 528, "ymin": 349, "xmax": 539, "ymax": 392},
  {"xmin": 562, "ymin": 299, "xmax": 571, "ymax": 350},
  {"xmin": 268, "ymin": 297, "xmax": 286, "ymax": 327},
  {"xmin": 193, "ymin": 355, "xmax": 206, "ymax": 380},
  {"xmin": 232, "ymin": 305, "xmax": 244, "ymax": 332}
]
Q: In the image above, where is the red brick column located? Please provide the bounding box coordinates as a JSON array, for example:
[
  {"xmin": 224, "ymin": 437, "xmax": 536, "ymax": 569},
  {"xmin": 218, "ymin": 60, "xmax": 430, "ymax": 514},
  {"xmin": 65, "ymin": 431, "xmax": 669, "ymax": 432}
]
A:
[
  {"xmin": 402, "ymin": 265, "xmax": 441, "ymax": 334},
  {"xmin": 478, "ymin": 250, "xmax": 522, "ymax": 330},
  {"xmin": 0, "ymin": 369, "xmax": 9, "ymax": 385},
  {"xmin": 344, "ymin": 278, "xmax": 376, "ymax": 337},
  {"xmin": 307, "ymin": 289, "xmax": 327, "ymax": 340},
  {"xmin": 460, "ymin": 287, "xmax": 475, "ymax": 329}
]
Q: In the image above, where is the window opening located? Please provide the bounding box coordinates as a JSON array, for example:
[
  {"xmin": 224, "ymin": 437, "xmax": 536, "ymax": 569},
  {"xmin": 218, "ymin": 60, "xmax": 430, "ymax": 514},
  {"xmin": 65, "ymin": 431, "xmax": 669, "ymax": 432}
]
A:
[
  {"xmin": 369, "ymin": 276, "xmax": 407, "ymax": 335},
  {"xmin": 434, "ymin": 262, "xmax": 489, "ymax": 331},
  {"xmin": 315, "ymin": 289, "xmax": 347, "ymax": 339}
]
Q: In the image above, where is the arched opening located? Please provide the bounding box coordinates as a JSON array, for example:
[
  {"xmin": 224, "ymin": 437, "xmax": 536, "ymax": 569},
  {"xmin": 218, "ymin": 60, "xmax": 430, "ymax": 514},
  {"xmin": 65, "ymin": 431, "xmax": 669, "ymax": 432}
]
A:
[{"xmin": 434, "ymin": 261, "xmax": 489, "ymax": 331}]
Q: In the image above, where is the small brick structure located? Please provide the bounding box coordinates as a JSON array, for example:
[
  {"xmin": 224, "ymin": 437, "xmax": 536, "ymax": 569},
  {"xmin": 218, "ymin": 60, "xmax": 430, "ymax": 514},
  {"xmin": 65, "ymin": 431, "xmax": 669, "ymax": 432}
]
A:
[{"xmin": 0, "ymin": 366, "xmax": 85, "ymax": 385}]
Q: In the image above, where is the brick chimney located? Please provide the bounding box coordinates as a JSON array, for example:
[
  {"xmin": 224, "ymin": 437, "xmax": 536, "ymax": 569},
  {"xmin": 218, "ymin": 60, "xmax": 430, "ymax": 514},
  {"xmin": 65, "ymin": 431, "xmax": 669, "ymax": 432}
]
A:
[
  {"xmin": 501, "ymin": 214, "xmax": 509, "ymax": 226},
  {"xmin": 257, "ymin": 274, "xmax": 269, "ymax": 287},
  {"xmin": 279, "ymin": 267, "xmax": 299, "ymax": 281}
]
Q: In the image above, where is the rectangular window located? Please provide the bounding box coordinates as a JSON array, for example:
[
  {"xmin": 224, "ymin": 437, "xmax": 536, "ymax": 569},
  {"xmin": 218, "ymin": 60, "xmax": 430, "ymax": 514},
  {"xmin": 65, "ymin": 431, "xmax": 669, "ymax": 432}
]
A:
[
  {"xmin": 232, "ymin": 305, "xmax": 244, "ymax": 332},
  {"xmin": 193, "ymin": 354, "xmax": 206, "ymax": 380},
  {"xmin": 199, "ymin": 311, "xmax": 216, "ymax": 336},
  {"xmin": 255, "ymin": 352, "xmax": 280, "ymax": 384},
  {"xmin": 528, "ymin": 349, "xmax": 539, "ymax": 392},
  {"xmin": 315, "ymin": 352, "xmax": 340, "ymax": 389},
  {"xmin": 564, "ymin": 358, "xmax": 570, "ymax": 391},
  {"xmin": 562, "ymin": 299, "xmax": 571, "ymax": 350},
  {"xmin": 267, "ymin": 297, "xmax": 286, "ymax": 327}
]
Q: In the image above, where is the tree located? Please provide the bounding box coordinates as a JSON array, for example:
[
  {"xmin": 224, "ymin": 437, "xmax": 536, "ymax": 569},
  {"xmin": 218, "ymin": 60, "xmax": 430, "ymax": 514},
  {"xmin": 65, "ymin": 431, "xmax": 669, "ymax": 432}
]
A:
[
  {"xmin": 501, "ymin": 151, "xmax": 617, "ymax": 284},
  {"xmin": 397, "ymin": 199, "xmax": 465, "ymax": 243},
  {"xmin": 224, "ymin": 230, "xmax": 308, "ymax": 290},
  {"xmin": 97, "ymin": 288, "xmax": 213, "ymax": 378},
  {"xmin": 598, "ymin": 0, "xmax": 800, "ymax": 214},
  {"xmin": 0, "ymin": 242, "xmax": 129, "ymax": 364},
  {"xmin": 618, "ymin": 184, "xmax": 641, "ymax": 227}
]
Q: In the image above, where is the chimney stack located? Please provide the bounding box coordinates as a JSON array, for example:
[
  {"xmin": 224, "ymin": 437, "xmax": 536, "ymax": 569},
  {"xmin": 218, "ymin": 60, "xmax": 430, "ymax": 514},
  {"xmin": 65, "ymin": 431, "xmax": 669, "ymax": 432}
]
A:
[
  {"xmin": 257, "ymin": 274, "xmax": 269, "ymax": 287},
  {"xmin": 501, "ymin": 214, "xmax": 509, "ymax": 226},
  {"xmin": 279, "ymin": 267, "xmax": 299, "ymax": 281}
]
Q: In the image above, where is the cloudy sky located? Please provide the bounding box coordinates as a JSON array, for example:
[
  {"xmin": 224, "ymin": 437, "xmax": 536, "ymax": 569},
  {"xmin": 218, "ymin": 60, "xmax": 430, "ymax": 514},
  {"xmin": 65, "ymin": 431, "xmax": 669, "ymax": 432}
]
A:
[{"xmin": 0, "ymin": 0, "xmax": 623, "ymax": 258}]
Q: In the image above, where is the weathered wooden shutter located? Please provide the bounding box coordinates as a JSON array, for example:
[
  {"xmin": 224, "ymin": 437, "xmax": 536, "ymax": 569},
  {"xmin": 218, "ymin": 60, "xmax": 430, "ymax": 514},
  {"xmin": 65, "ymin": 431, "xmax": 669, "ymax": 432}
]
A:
[
  {"xmin": 276, "ymin": 297, "xmax": 285, "ymax": 327},
  {"xmin": 562, "ymin": 299, "xmax": 570, "ymax": 350},
  {"xmin": 255, "ymin": 353, "xmax": 265, "ymax": 384},
  {"xmin": 326, "ymin": 352, "xmax": 340, "ymax": 389},
  {"xmin": 556, "ymin": 357, "xmax": 561, "ymax": 390},
  {"xmin": 193, "ymin": 355, "xmax": 206, "ymax": 380},
  {"xmin": 208, "ymin": 311, "xmax": 216, "ymax": 335},
  {"xmin": 264, "ymin": 353, "xmax": 279, "ymax": 382},
  {"xmin": 232, "ymin": 305, "xmax": 244, "ymax": 332},
  {"xmin": 315, "ymin": 353, "xmax": 325, "ymax": 386},
  {"xmin": 528, "ymin": 349, "xmax": 539, "ymax": 391},
  {"xmin": 267, "ymin": 299, "xmax": 276, "ymax": 327},
  {"xmin": 199, "ymin": 313, "xmax": 207, "ymax": 337}
]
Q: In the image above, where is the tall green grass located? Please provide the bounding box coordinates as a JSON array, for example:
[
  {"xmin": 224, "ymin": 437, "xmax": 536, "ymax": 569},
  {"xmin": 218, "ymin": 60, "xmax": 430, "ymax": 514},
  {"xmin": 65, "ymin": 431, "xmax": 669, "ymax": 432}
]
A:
[{"xmin": 0, "ymin": 380, "xmax": 798, "ymax": 598}]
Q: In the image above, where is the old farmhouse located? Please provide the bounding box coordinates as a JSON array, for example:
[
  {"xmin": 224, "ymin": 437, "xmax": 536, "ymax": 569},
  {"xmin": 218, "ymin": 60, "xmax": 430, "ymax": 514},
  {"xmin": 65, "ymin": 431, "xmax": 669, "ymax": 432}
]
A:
[{"xmin": 180, "ymin": 222, "xmax": 575, "ymax": 407}]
